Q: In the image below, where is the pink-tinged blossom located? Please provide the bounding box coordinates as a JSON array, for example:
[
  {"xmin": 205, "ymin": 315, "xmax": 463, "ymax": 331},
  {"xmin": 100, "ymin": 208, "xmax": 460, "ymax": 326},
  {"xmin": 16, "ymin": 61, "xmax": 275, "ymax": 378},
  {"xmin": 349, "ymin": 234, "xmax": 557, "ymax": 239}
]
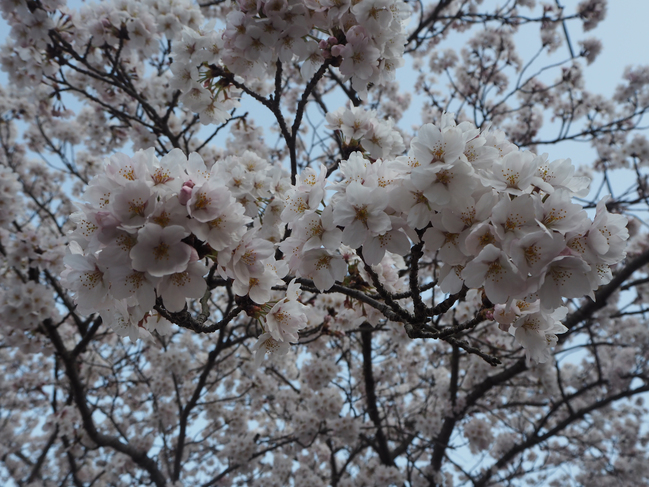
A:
[
  {"xmin": 0, "ymin": 166, "xmax": 23, "ymax": 229},
  {"xmin": 189, "ymin": 201, "xmax": 251, "ymax": 251},
  {"xmin": 300, "ymin": 40, "xmax": 324, "ymax": 79},
  {"xmin": 423, "ymin": 214, "xmax": 467, "ymax": 266},
  {"xmin": 142, "ymin": 311, "xmax": 174, "ymax": 336},
  {"xmin": 462, "ymin": 244, "xmax": 526, "ymax": 304},
  {"xmin": 463, "ymin": 222, "xmax": 500, "ymax": 256},
  {"xmin": 148, "ymin": 196, "xmax": 190, "ymax": 230},
  {"xmin": 106, "ymin": 266, "xmax": 159, "ymax": 312},
  {"xmin": 99, "ymin": 300, "xmax": 150, "ymax": 343},
  {"xmin": 278, "ymin": 235, "xmax": 306, "ymax": 271},
  {"xmin": 158, "ymin": 261, "xmax": 208, "ymax": 312},
  {"xmin": 438, "ymin": 263, "xmax": 465, "ymax": 294},
  {"xmin": 187, "ymin": 180, "xmax": 235, "ymax": 223},
  {"xmin": 181, "ymin": 81, "xmax": 212, "ymax": 112},
  {"xmin": 299, "ymin": 248, "xmax": 347, "ymax": 291},
  {"xmin": 104, "ymin": 151, "xmax": 149, "ymax": 185},
  {"xmin": 277, "ymin": 26, "xmax": 309, "ymax": 62},
  {"xmin": 222, "ymin": 230, "xmax": 276, "ymax": 283},
  {"xmin": 510, "ymin": 307, "xmax": 568, "ymax": 365},
  {"xmin": 233, "ymin": 267, "xmax": 283, "ymax": 304},
  {"xmin": 490, "ymin": 150, "xmax": 538, "ymax": 194},
  {"xmin": 589, "ymin": 262, "xmax": 614, "ymax": 287},
  {"xmin": 411, "ymin": 124, "xmax": 465, "ymax": 165},
  {"xmin": 358, "ymin": 252, "xmax": 407, "ymax": 293},
  {"xmin": 464, "ymin": 418, "xmax": 494, "ymax": 454},
  {"xmin": 185, "ymin": 152, "xmax": 211, "ymax": 185},
  {"xmin": 69, "ymin": 206, "xmax": 107, "ymax": 252},
  {"xmin": 169, "ymin": 62, "xmax": 199, "ymax": 92},
  {"xmin": 452, "ymin": 191, "xmax": 499, "ymax": 231},
  {"xmin": 532, "ymin": 155, "xmax": 590, "ymax": 196},
  {"xmin": 111, "ymin": 180, "xmax": 155, "ymax": 228},
  {"xmin": 96, "ymin": 230, "xmax": 137, "ymax": 268},
  {"xmin": 352, "ymin": 0, "xmax": 393, "ymax": 35},
  {"xmin": 281, "ymin": 189, "xmax": 313, "ymax": 224},
  {"xmin": 238, "ymin": 25, "xmax": 273, "ymax": 64},
  {"xmin": 61, "ymin": 245, "xmax": 111, "ymax": 314},
  {"xmin": 130, "ymin": 224, "xmax": 192, "ymax": 277},
  {"xmin": 413, "ymin": 160, "xmax": 476, "ymax": 207},
  {"xmin": 509, "ymin": 231, "xmax": 565, "ymax": 276},
  {"xmin": 362, "ymin": 225, "xmax": 410, "ymax": 266},
  {"xmin": 339, "ymin": 29, "xmax": 380, "ymax": 81},
  {"xmin": 333, "ymin": 181, "xmax": 392, "ymax": 249},
  {"xmin": 538, "ymin": 256, "xmax": 594, "ymax": 310},
  {"xmin": 296, "ymin": 164, "xmax": 327, "ymax": 208},
  {"xmin": 390, "ymin": 180, "xmax": 436, "ymax": 229},
  {"xmin": 494, "ymin": 299, "xmax": 541, "ymax": 326},
  {"xmin": 363, "ymin": 121, "xmax": 391, "ymax": 158},
  {"xmin": 587, "ymin": 196, "xmax": 629, "ymax": 264},
  {"xmin": 577, "ymin": 0, "xmax": 607, "ymax": 31},
  {"xmin": 82, "ymin": 176, "xmax": 117, "ymax": 210},
  {"xmin": 147, "ymin": 148, "xmax": 185, "ymax": 194},
  {"xmin": 340, "ymin": 106, "xmax": 372, "ymax": 140},
  {"xmin": 491, "ymin": 194, "xmax": 542, "ymax": 247},
  {"xmin": 251, "ymin": 332, "xmax": 290, "ymax": 368},
  {"xmin": 264, "ymin": 279, "xmax": 309, "ymax": 343},
  {"xmin": 463, "ymin": 135, "xmax": 500, "ymax": 170},
  {"xmin": 178, "ymin": 180, "xmax": 195, "ymax": 206},
  {"xmin": 294, "ymin": 206, "xmax": 342, "ymax": 252},
  {"xmin": 536, "ymin": 189, "xmax": 589, "ymax": 236}
]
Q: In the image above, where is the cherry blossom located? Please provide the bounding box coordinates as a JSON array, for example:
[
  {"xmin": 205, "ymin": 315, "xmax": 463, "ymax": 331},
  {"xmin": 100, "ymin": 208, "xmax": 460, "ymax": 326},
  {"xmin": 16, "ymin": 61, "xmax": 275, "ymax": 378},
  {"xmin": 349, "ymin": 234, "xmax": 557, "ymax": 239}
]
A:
[
  {"xmin": 157, "ymin": 261, "xmax": 208, "ymax": 312},
  {"xmin": 130, "ymin": 224, "xmax": 193, "ymax": 277},
  {"xmin": 462, "ymin": 244, "xmax": 527, "ymax": 304},
  {"xmin": 263, "ymin": 279, "xmax": 309, "ymax": 342},
  {"xmin": 3, "ymin": 1, "xmax": 648, "ymax": 486}
]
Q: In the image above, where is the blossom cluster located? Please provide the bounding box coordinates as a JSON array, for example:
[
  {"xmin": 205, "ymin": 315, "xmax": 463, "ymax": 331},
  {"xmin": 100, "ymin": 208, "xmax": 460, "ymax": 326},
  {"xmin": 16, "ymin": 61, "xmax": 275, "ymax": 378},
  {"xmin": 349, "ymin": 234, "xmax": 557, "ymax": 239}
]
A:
[
  {"xmin": 0, "ymin": 0, "xmax": 203, "ymax": 88},
  {"xmin": 62, "ymin": 107, "xmax": 629, "ymax": 365},
  {"xmin": 325, "ymin": 105, "xmax": 405, "ymax": 160},
  {"xmin": 169, "ymin": 0, "xmax": 411, "ymax": 123},
  {"xmin": 0, "ymin": 280, "xmax": 57, "ymax": 349},
  {"xmin": 61, "ymin": 147, "xmax": 298, "ymax": 343},
  {"xmin": 0, "ymin": 165, "xmax": 22, "ymax": 228},
  {"xmin": 281, "ymin": 107, "xmax": 627, "ymax": 363}
]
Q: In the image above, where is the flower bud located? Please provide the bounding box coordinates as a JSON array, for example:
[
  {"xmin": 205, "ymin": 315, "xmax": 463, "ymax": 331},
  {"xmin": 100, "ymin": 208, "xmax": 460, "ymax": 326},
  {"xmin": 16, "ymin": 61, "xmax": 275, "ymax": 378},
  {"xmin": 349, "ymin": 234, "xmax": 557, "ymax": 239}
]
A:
[{"xmin": 178, "ymin": 180, "xmax": 195, "ymax": 206}]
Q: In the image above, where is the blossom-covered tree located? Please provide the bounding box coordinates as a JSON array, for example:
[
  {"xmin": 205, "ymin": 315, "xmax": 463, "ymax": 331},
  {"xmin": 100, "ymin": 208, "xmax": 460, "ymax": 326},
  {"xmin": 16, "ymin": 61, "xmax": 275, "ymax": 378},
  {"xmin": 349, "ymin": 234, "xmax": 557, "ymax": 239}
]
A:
[{"xmin": 2, "ymin": 0, "xmax": 649, "ymax": 485}]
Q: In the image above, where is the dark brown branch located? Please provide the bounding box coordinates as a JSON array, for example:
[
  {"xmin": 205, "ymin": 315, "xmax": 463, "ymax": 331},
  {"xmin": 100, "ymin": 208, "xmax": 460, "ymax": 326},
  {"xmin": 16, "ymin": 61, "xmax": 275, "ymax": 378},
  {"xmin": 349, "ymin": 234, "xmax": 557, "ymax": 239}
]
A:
[
  {"xmin": 361, "ymin": 326, "xmax": 394, "ymax": 466},
  {"xmin": 41, "ymin": 319, "xmax": 168, "ymax": 487},
  {"xmin": 407, "ymin": 0, "xmax": 456, "ymax": 47},
  {"xmin": 25, "ymin": 425, "xmax": 58, "ymax": 484},
  {"xmin": 473, "ymin": 382, "xmax": 649, "ymax": 487},
  {"xmin": 172, "ymin": 328, "xmax": 227, "ymax": 482}
]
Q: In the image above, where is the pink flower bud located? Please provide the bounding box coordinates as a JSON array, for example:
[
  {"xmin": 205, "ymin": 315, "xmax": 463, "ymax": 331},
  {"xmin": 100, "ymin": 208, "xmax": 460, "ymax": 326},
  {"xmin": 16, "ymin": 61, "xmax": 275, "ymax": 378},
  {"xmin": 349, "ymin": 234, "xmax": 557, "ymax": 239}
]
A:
[
  {"xmin": 178, "ymin": 180, "xmax": 195, "ymax": 206},
  {"xmin": 331, "ymin": 45, "xmax": 344, "ymax": 57}
]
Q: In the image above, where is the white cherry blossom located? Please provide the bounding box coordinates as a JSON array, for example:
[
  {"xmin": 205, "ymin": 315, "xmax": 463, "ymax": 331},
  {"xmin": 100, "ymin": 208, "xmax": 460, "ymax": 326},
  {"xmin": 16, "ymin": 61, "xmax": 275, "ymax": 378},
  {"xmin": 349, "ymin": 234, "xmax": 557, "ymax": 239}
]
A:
[
  {"xmin": 333, "ymin": 181, "xmax": 392, "ymax": 249},
  {"xmin": 298, "ymin": 248, "xmax": 348, "ymax": 291},
  {"xmin": 264, "ymin": 279, "xmax": 309, "ymax": 343},
  {"xmin": 462, "ymin": 244, "xmax": 526, "ymax": 304},
  {"xmin": 130, "ymin": 224, "xmax": 192, "ymax": 277},
  {"xmin": 157, "ymin": 261, "xmax": 208, "ymax": 312}
]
